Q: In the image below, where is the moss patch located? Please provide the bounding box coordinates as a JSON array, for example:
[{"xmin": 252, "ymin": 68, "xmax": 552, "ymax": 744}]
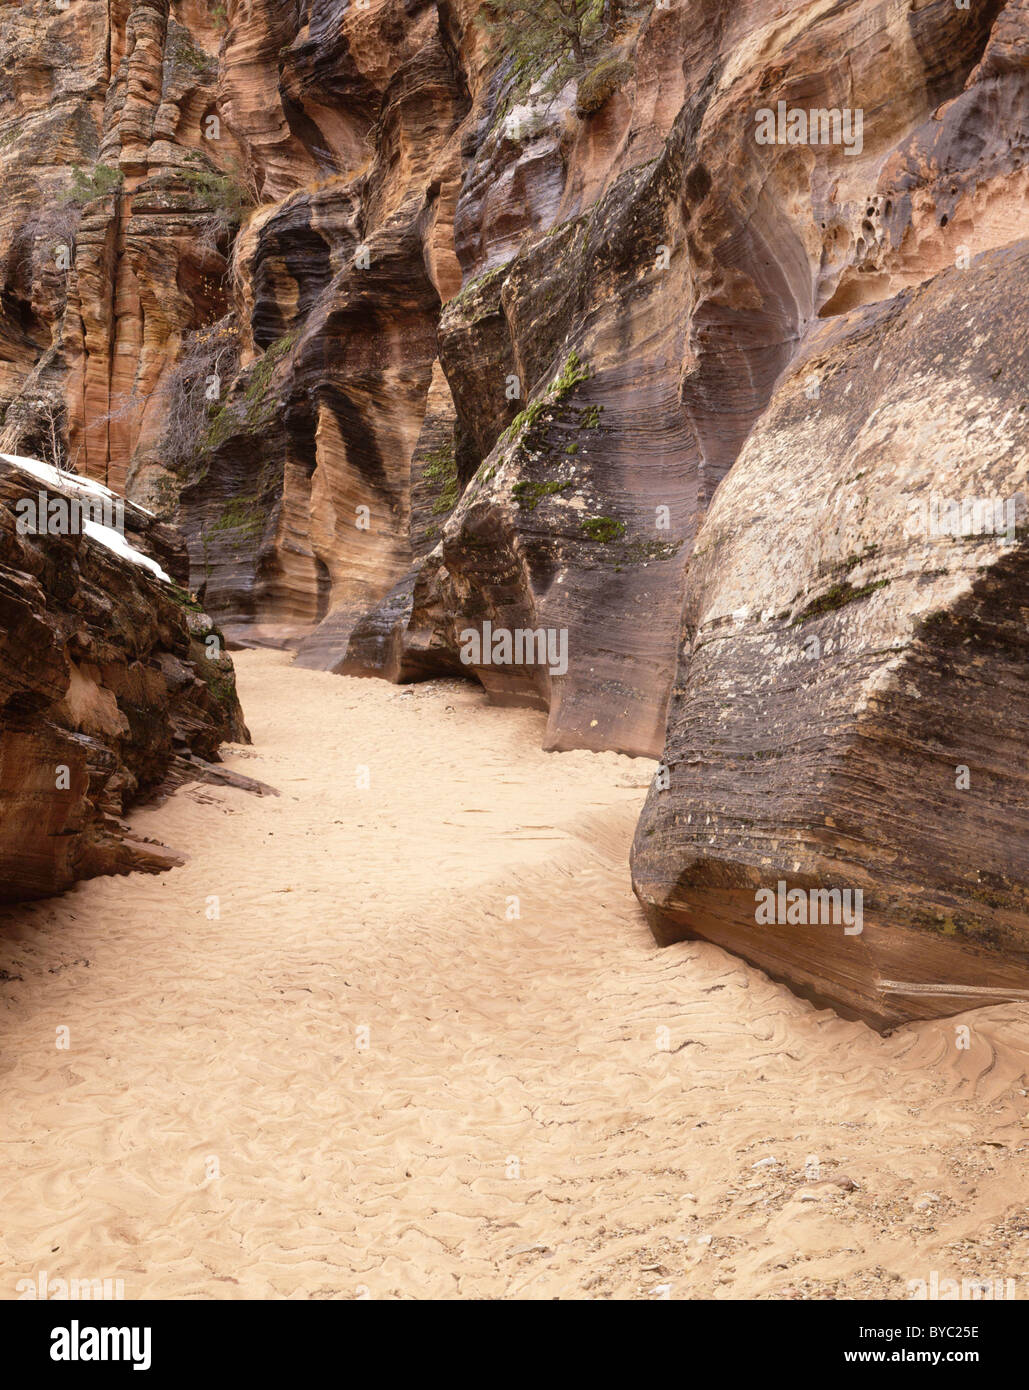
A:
[
  {"xmin": 581, "ymin": 515, "xmax": 625, "ymax": 543},
  {"xmin": 203, "ymin": 333, "xmax": 296, "ymax": 449},
  {"xmin": 242, "ymin": 333, "xmax": 296, "ymax": 423},
  {"xmin": 500, "ymin": 351, "xmax": 593, "ymax": 448},
  {"xmin": 421, "ymin": 443, "xmax": 459, "ymax": 515},
  {"xmin": 619, "ymin": 538, "xmax": 682, "ymax": 563},
  {"xmin": 552, "ymin": 349, "xmax": 590, "ymax": 400},
  {"xmin": 512, "ymin": 479, "xmax": 574, "ymax": 511},
  {"xmin": 792, "ymin": 578, "xmax": 890, "ymax": 624},
  {"xmin": 448, "ymin": 260, "xmax": 512, "ymax": 312},
  {"xmin": 168, "ymin": 583, "xmax": 206, "ymax": 613},
  {"xmin": 210, "ymin": 498, "xmax": 265, "ymax": 543},
  {"xmin": 576, "ymin": 58, "xmax": 631, "ymax": 118}
]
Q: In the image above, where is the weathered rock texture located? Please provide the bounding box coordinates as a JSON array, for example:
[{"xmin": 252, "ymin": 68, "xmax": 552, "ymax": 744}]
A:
[
  {"xmin": 632, "ymin": 241, "xmax": 1029, "ymax": 1029},
  {"xmin": 1, "ymin": 0, "xmax": 1027, "ymax": 1017},
  {"xmin": 1, "ymin": 1, "xmax": 1024, "ymax": 743},
  {"xmin": 0, "ymin": 456, "xmax": 247, "ymax": 901}
]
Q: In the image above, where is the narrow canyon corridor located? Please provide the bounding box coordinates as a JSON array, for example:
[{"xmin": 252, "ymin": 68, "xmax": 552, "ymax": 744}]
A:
[{"xmin": 1, "ymin": 652, "xmax": 1028, "ymax": 1300}]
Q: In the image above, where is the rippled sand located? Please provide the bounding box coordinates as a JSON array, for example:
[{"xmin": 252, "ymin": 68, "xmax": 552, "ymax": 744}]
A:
[{"xmin": 1, "ymin": 649, "xmax": 1028, "ymax": 1299}]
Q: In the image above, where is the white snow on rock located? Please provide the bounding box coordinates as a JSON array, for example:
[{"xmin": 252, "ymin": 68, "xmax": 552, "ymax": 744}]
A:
[
  {"xmin": 80, "ymin": 518, "xmax": 171, "ymax": 583},
  {"xmin": 2, "ymin": 452, "xmax": 118, "ymax": 498},
  {"xmin": 0, "ymin": 452, "xmax": 170, "ymax": 583}
]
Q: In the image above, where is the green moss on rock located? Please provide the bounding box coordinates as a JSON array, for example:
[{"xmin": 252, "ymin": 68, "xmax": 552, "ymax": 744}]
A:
[
  {"xmin": 552, "ymin": 349, "xmax": 590, "ymax": 400},
  {"xmin": 211, "ymin": 498, "xmax": 265, "ymax": 543},
  {"xmin": 500, "ymin": 352, "xmax": 592, "ymax": 447},
  {"xmin": 576, "ymin": 58, "xmax": 631, "ymax": 118},
  {"xmin": 421, "ymin": 443, "xmax": 459, "ymax": 515},
  {"xmin": 581, "ymin": 515, "xmax": 625, "ymax": 543},
  {"xmin": 448, "ymin": 260, "xmax": 512, "ymax": 313},
  {"xmin": 512, "ymin": 479, "xmax": 573, "ymax": 511},
  {"xmin": 792, "ymin": 578, "xmax": 890, "ymax": 624}
]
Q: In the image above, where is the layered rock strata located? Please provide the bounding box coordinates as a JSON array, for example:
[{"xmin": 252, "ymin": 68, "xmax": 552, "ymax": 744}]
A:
[
  {"xmin": 0, "ymin": 454, "xmax": 246, "ymax": 901},
  {"xmin": 632, "ymin": 242, "xmax": 1029, "ymax": 1029},
  {"xmin": 0, "ymin": 0, "xmax": 1016, "ymax": 755}
]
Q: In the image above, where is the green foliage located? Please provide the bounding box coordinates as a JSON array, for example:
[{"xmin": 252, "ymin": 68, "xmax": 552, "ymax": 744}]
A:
[
  {"xmin": 183, "ymin": 164, "xmax": 255, "ymax": 226},
  {"xmin": 512, "ymin": 479, "xmax": 573, "ymax": 511},
  {"xmin": 200, "ymin": 332, "xmax": 296, "ymax": 455},
  {"xmin": 792, "ymin": 578, "xmax": 890, "ymax": 624},
  {"xmin": 242, "ymin": 334, "xmax": 295, "ymax": 422},
  {"xmin": 172, "ymin": 27, "xmax": 216, "ymax": 76},
  {"xmin": 619, "ymin": 538, "xmax": 682, "ymax": 563},
  {"xmin": 449, "ymin": 260, "xmax": 511, "ymax": 312},
  {"xmin": 62, "ymin": 163, "xmax": 124, "ymax": 207},
  {"xmin": 421, "ymin": 443, "xmax": 458, "ymax": 515},
  {"xmin": 168, "ymin": 582, "xmax": 206, "ymax": 613},
  {"xmin": 500, "ymin": 398, "xmax": 547, "ymax": 445},
  {"xmin": 210, "ymin": 498, "xmax": 265, "ymax": 553},
  {"xmin": 576, "ymin": 56, "xmax": 630, "ymax": 116},
  {"xmin": 581, "ymin": 515, "xmax": 625, "ymax": 543},
  {"xmin": 552, "ymin": 349, "xmax": 590, "ymax": 400},
  {"xmin": 202, "ymin": 662, "xmax": 240, "ymax": 713},
  {"xmin": 500, "ymin": 351, "xmax": 592, "ymax": 447},
  {"xmin": 478, "ymin": 0, "xmax": 598, "ymax": 69}
]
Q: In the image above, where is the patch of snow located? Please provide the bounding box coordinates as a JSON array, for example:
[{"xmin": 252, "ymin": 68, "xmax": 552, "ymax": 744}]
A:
[
  {"xmin": 1, "ymin": 452, "xmax": 170, "ymax": 583},
  {"xmin": 82, "ymin": 518, "xmax": 171, "ymax": 583},
  {"xmin": 1, "ymin": 452, "xmax": 118, "ymax": 500}
]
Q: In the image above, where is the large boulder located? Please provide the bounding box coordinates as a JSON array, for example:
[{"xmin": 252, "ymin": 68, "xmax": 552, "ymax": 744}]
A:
[{"xmin": 631, "ymin": 242, "xmax": 1029, "ymax": 1030}]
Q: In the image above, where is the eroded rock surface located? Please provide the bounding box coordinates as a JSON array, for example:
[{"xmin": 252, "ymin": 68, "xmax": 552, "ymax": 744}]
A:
[
  {"xmin": 1, "ymin": 1, "xmax": 1023, "ymax": 748},
  {"xmin": 0, "ymin": 456, "xmax": 246, "ymax": 901},
  {"xmin": 632, "ymin": 242, "xmax": 1029, "ymax": 1029}
]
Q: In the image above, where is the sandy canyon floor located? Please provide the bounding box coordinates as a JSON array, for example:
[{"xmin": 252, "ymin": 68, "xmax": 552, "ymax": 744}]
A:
[{"xmin": 1, "ymin": 650, "xmax": 1028, "ymax": 1299}]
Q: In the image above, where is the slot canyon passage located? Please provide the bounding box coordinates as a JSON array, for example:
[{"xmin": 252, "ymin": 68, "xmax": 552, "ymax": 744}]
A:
[{"xmin": 0, "ymin": 0, "xmax": 1028, "ymax": 1303}]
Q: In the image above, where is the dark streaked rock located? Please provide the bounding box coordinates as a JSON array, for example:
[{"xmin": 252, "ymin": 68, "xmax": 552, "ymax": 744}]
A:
[
  {"xmin": 0, "ymin": 461, "xmax": 247, "ymax": 902},
  {"xmin": 631, "ymin": 243, "xmax": 1029, "ymax": 1029}
]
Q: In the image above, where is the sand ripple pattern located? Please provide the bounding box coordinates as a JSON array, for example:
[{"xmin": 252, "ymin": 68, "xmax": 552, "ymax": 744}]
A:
[{"xmin": 2, "ymin": 651, "xmax": 1028, "ymax": 1299}]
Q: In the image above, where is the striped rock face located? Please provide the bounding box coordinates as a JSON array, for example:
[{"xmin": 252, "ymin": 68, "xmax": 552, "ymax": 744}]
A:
[
  {"xmin": 0, "ymin": 457, "xmax": 247, "ymax": 901},
  {"xmin": 2, "ymin": 0, "xmax": 1020, "ymax": 759},
  {"xmin": 632, "ymin": 242, "xmax": 1029, "ymax": 1029}
]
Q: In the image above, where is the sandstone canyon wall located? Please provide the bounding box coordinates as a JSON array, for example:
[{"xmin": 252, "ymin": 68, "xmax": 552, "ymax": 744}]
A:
[
  {"xmin": 0, "ymin": 453, "xmax": 247, "ymax": 901},
  {"xmin": 0, "ymin": 0, "xmax": 1026, "ymax": 1022}
]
